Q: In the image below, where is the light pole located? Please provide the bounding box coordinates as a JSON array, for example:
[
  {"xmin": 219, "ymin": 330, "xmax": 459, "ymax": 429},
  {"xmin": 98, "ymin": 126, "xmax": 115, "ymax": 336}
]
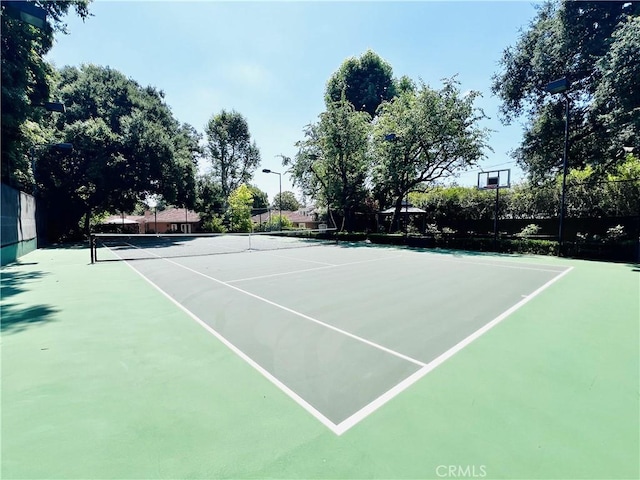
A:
[
  {"xmin": 33, "ymin": 101, "xmax": 66, "ymax": 113},
  {"xmin": 545, "ymin": 77, "xmax": 570, "ymax": 256},
  {"xmin": 262, "ymin": 168, "xmax": 282, "ymax": 231}
]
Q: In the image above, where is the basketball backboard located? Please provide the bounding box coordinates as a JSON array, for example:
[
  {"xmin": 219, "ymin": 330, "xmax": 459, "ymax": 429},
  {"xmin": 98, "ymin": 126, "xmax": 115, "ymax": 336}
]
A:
[{"xmin": 477, "ymin": 169, "xmax": 511, "ymax": 190}]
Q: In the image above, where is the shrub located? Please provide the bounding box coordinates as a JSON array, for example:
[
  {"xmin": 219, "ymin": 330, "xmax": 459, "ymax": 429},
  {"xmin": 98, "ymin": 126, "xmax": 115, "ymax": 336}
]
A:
[
  {"xmin": 202, "ymin": 215, "xmax": 227, "ymax": 233},
  {"xmin": 516, "ymin": 223, "xmax": 541, "ymax": 238},
  {"xmin": 605, "ymin": 224, "xmax": 626, "ymax": 242},
  {"xmin": 254, "ymin": 215, "xmax": 293, "ymax": 232},
  {"xmin": 425, "ymin": 223, "xmax": 441, "ymax": 237}
]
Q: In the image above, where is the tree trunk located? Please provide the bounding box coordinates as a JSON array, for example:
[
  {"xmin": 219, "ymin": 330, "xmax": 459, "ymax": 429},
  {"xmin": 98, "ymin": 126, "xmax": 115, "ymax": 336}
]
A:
[
  {"xmin": 388, "ymin": 195, "xmax": 404, "ymax": 233},
  {"xmin": 83, "ymin": 207, "xmax": 92, "ymax": 239}
]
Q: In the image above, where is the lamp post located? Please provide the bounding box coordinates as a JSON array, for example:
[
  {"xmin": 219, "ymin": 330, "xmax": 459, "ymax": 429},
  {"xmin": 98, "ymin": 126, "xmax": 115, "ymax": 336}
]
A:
[
  {"xmin": 262, "ymin": 168, "xmax": 282, "ymax": 231},
  {"xmin": 545, "ymin": 77, "xmax": 570, "ymax": 256},
  {"xmin": 32, "ymin": 101, "xmax": 66, "ymax": 113},
  {"xmin": 3, "ymin": 1, "xmax": 47, "ymax": 29}
]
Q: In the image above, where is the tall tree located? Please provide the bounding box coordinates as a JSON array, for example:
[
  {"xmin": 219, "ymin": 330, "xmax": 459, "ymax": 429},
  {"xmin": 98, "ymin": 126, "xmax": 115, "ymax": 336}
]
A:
[
  {"xmin": 36, "ymin": 64, "xmax": 199, "ymax": 239},
  {"xmin": 492, "ymin": 0, "xmax": 639, "ymax": 179},
  {"xmin": 1, "ymin": 0, "xmax": 91, "ymax": 189},
  {"xmin": 325, "ymin": 50, "xmax": 397, "ymax": 119},
  {"xmin": 205, "ymin": 109, "xmax": 260, "ymax": 202},
  {"xmin": 285, "ymin": 97, "xmax": 371, "ymax": 231},
  {"xmin": 372, "ymin": 79, "xmax": 491, "ymax": 232}
]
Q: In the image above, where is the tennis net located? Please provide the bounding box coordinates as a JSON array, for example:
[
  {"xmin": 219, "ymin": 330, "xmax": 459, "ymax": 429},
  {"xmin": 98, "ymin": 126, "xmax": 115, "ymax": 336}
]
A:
[{"xmin": 90, "ymin": 228, "xmax": 338, "ymax": 263}]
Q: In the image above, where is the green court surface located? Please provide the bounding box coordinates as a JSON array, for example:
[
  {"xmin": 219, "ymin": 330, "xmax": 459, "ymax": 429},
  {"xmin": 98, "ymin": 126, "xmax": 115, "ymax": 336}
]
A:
[{"xmin": 1, "ymin": 242, "xmax": 638, "ymax": 479}]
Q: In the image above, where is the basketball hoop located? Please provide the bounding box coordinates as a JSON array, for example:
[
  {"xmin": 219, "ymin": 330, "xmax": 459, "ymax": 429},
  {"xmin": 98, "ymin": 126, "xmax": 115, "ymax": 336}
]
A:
[
  {"xmin": 477, "ymin": 169, "xmax": 511, "ymax": 246},
  {"xmin": 477, "ymin": 169, "xmax": 511, "ymax": 190}
]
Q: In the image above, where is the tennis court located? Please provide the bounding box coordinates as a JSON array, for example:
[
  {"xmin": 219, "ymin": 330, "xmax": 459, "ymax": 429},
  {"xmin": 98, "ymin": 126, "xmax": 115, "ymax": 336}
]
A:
[{"xmin": 2, "ymin": 237, "xmax": 638, "ymax": 479}]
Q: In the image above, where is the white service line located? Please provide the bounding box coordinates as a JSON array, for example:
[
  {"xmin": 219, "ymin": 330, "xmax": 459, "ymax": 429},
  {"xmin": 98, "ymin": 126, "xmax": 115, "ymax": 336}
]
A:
[
  {"xmin": 161, "ymin": 255, "xmax": 427, "ymax": 368},
  {"xmin": 333, "ymin": 265, "xmax": 574, "ymax": 435}
]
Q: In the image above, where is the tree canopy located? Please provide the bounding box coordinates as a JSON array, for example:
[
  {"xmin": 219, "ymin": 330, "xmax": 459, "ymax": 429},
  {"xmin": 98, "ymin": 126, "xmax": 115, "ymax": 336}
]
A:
[
  {"xmin": 227, "ymin": 184, "xmax": 253, "ymax": 232},
  {"xmin": 247, "ymin": 184, "xmax": 269, "ymax": 210},
  {"xmin": 492, "ymin": 0, "xmax": 639, "ymax": 179},
  {"xmin": 1, "ymin": 0, "xmax": 91, "ymax": 189},
  {"xmin": 273, "ymin": 191, "xmax": 300, "ymax": 211},
  {"xmin": 372, "ymin": 79, "xmax": 491, "ymax": 231},
  {"xmin": 325, "ymin": 50, "xmax": 397, "ymax": 119},
  {"xmin": 205, "ymin": 109, "xmax": 261, "ymax": 202},
  {"xmin": 285, "ymin": 97, "xmax": 371, "ymax": 230},
  {"xmin": 37, "ymin": 64, "xmax": 200, "ymax": 239}
]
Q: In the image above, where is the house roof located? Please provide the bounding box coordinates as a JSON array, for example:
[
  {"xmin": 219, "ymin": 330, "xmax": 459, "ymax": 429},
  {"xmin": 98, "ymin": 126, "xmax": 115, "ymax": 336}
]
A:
[
  {"xmin": 251, "ymin": 209, "xmax": 317, "ymax": 224},
  {"xmin": 145, "ymin": 208, "xmax": 200, "ymax": 223},
  {"xmin": 101, "ymin": 208, "xmax": 200, "ymax": 225}
]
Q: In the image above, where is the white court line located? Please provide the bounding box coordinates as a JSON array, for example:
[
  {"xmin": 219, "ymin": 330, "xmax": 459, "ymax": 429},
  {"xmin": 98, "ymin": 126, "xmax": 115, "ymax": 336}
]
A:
[
  {"xmin": 110, "ymin": 248, "xmax": 342, "ymax": 434},
  {"xmin": 334, "ymin": 265, "xmax": 574, "ymax": 435},
  {"xmin": 107, "ymin": 242, "xmax": 573, "ymax": 436},
  {"xmin": 159, "ymin": 255, "xmax": 426, "ymax": 368},
  {"xmin": 227, "ymin": 254, "xmax": 405, "ymax": 283},
  {"xmin": 444, "ymin": 259, "xmax": 566, "ymax": 273},
  {"xmin": 414, "ymin": 251, "xmax": 568, "ymax": 273}
]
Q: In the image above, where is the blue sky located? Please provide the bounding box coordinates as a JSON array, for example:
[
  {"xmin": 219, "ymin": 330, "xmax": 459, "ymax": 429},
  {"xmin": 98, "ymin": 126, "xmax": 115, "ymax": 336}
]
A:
[{"xmin": 46, "ymin": 0, "xmax": 540, "ymax": 203}]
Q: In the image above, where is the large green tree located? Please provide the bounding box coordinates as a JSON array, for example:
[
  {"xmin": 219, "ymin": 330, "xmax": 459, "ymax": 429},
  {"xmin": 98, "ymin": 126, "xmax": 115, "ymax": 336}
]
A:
[
  {"xmin": 37, "ymin": 64, "xmax": 199, "ymax": 239},
  {"xmin": 372, "ymin": 79, "xmax": 491, "ymax": 232},
  {"xmin": 492, "ymin": 0, "xmax": 639, "ymax": 179},
  {"xmin": 1, "ymin": 0, "xmax": 91, "ymax": 189},
  {"xmin": 285, "ymin": 97, "xmax": 371, "ymax": 231},
  {"xmin": 272, "ymin": 191, "xmax": 300, "ymax": 211},
  {"xmin": 205, "ymin": 109, "xmax": 260, "ymax": 202},
  {"xmin": 593, "ymin": 15, "xmax": 640, "ymax": 152},
  {"xmin": 325, "ymin": 50, "xmax": 397, "ymax": 119}
]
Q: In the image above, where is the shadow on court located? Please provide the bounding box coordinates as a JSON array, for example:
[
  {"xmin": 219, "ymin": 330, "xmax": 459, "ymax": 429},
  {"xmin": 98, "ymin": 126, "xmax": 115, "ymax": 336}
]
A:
[
  {"xmin": 0, "ymin": 268, "xmax": 58, "ymax": 334},
  {"xmin": 1, "ymin": 303, "xmax": 59, "ymax": 334}
]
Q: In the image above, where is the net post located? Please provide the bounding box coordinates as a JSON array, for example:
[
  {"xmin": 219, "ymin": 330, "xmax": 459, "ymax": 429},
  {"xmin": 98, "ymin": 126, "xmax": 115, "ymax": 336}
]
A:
[{"xmin": 90, "ymin": 234, "xmax": 95, "ymax": 264}]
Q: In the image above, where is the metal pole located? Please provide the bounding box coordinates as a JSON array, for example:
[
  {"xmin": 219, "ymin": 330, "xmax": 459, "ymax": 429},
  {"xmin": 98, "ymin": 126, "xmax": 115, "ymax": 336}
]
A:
[
  {"xmin": 30, "ymin": 147, "xmax": 36, "ymax": 195},
  {"xmin": 405, "ymin": 192, "xmax": 408, "ymax": 237},
  {"xmin": 154, "ymin": 207, "xmax": 157, "ymax": 234},
  {"xmin": 278, "ymin": 172, "xmax": 282, "ymax": 231},
  {"xmin": 494, "ymin": 186, "xmax": 499, "ymax": 247},
  {"xmin": 558, "ymin": 94, "xmax": 570, "ymax": 256}
]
